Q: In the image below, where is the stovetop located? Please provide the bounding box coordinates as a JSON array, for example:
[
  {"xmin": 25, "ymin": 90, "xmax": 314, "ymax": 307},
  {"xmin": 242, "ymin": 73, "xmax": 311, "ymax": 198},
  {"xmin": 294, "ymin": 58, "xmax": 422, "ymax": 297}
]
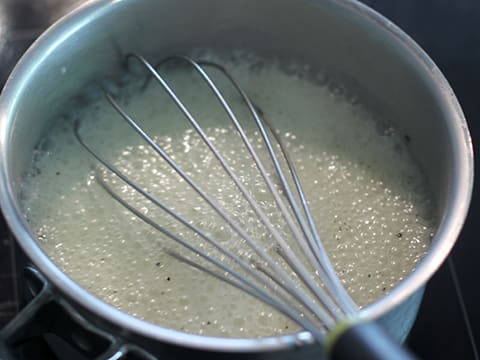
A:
[{"xmin": 0, "ymin": 1, "xmax": 479, "ymax": 359}]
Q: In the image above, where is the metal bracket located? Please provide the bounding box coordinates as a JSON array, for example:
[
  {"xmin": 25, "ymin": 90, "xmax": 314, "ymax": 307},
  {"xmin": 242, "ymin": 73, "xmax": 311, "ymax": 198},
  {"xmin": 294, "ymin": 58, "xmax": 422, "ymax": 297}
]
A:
[{"xmin": 0, "ymin": 266, "xmax": 157, "ymax": 360}]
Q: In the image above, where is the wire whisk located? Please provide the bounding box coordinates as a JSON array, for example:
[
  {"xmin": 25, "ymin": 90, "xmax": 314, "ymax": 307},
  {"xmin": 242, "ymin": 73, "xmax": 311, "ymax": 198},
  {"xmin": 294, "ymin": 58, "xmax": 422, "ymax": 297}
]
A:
[{"xmin": 74, "ymin": 53, "xmax": 417, "ymax": 360}]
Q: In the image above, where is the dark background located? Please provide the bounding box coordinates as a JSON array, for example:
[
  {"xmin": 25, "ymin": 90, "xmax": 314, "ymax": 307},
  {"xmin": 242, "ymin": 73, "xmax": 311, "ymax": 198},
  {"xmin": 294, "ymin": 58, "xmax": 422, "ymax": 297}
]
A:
[{"xmin": 0, "ymin": 1, "xmax": 478, "ymax": 359}]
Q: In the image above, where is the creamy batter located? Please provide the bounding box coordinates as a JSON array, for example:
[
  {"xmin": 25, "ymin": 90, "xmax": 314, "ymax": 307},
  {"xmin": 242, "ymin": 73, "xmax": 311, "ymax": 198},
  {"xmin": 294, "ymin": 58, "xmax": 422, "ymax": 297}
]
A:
[{"xmin": 20, "ymin": 54, "xmax": 434, "ymax": 338}]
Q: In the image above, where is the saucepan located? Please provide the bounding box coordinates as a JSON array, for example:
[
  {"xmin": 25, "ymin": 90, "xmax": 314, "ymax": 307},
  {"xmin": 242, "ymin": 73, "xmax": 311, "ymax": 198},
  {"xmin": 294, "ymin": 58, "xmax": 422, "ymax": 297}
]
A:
[{"xmin": 0, "ymin": 0, "xmax": 473, "ymax": 359}]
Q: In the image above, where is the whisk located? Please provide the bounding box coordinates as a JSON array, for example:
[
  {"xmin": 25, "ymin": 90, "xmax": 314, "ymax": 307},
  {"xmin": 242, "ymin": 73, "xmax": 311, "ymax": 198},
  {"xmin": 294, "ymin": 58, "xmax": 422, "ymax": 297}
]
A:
[{"xmin": 74, "ymin": 53, "xmax": 417, "ymax": 360}]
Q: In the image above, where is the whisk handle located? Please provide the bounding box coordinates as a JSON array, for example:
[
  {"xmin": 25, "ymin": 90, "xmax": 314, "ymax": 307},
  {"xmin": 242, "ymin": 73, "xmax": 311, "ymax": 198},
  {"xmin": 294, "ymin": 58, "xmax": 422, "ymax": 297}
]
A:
[{"xmin": 328, "ymin": 321, "xmax": 418, "ymax": 360}]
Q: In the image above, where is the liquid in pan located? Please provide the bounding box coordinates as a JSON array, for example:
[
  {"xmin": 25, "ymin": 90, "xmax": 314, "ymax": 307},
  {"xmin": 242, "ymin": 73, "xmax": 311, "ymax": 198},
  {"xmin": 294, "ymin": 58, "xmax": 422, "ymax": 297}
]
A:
[{"xmin": 20, "ymin": 54, "xmax": 435, "ymax": 338}]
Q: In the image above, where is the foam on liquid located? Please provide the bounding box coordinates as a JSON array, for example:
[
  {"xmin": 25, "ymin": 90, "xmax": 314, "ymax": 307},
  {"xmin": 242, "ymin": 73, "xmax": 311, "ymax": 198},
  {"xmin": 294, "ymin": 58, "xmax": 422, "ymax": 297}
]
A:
[{"xmin": 21, "ymin": 55, "xmax": 434, "ymax": 338}]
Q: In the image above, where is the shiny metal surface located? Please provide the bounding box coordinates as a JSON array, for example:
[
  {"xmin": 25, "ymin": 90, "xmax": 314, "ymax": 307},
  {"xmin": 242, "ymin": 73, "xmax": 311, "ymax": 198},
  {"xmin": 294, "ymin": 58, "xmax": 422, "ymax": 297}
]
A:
[{"xmin": 0, "ymin": 0, "xmax": 473, "ymax": 357}]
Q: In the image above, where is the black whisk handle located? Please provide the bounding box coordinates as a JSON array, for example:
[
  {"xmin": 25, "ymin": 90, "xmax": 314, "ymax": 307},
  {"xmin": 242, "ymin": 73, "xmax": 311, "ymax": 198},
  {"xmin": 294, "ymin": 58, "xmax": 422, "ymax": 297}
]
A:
[{"xmin": 328, "ymin": 321, "xmax": 418, "ymax": 360}]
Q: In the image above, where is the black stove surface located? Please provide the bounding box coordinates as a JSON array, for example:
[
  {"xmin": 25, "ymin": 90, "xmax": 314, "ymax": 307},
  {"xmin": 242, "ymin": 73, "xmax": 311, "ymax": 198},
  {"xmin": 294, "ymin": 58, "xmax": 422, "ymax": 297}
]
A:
[{"xmin": 0, "ymin": 1, "xmax": 478, "ymax": 359}]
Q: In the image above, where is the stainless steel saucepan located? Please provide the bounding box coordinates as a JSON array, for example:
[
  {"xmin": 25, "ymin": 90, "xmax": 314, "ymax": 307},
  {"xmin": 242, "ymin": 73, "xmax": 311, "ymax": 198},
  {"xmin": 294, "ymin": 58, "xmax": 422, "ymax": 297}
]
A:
[{"xmin": 0, "ymin": 0, "xmax": 473, "ymax": 359}]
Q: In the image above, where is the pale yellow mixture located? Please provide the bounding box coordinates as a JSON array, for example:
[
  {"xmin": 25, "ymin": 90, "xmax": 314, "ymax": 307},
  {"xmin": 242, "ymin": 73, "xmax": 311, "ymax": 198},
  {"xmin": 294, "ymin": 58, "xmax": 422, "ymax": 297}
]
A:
[{"xmin": 21, "ymin": 55, "xmax": 434, "ymax": 338}]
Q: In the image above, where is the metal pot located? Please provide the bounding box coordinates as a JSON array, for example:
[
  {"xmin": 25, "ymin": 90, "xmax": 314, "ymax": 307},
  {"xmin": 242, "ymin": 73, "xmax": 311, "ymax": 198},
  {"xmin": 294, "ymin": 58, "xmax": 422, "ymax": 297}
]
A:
[{"xmin": 0, "ymin": 0, "xmax": 473, "ymax": 359}]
